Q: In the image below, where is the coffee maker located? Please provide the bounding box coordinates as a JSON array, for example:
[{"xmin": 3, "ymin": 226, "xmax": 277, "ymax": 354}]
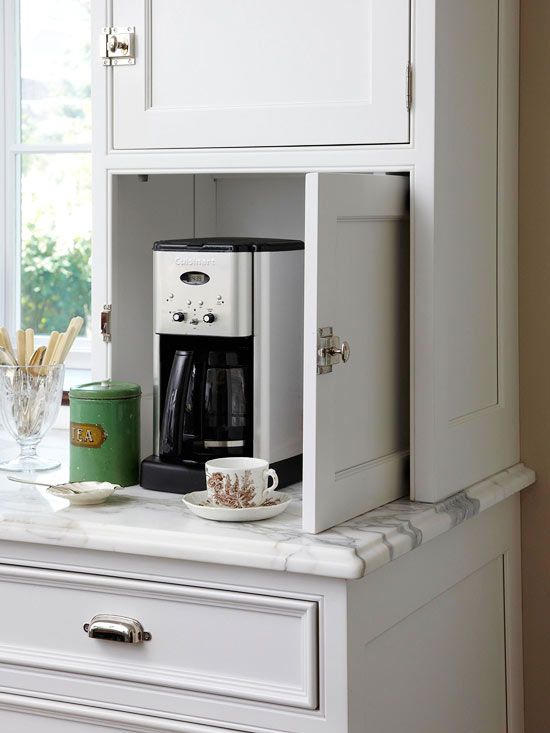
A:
[{"xmin": 140, "ymin": 238, "xmax": 304, "ymax": 493}]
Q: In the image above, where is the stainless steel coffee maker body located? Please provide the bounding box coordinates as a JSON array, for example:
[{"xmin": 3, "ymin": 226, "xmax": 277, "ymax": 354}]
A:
[{"xmin": 141, "ymin": 238, "xmax": 304, "ymax": 493}]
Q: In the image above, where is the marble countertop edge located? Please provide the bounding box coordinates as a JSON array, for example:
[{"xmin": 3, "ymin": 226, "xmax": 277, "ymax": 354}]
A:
[
  {"xmin": 0, "ymin": 516, "xmax": 365, "ymax": 579},
  {"xmin": 0, "ymin": 444, "xmax": 535, "ymax": 581}
]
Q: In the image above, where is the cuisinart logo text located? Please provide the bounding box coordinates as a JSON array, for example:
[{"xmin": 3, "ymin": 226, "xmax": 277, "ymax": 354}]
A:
[{"xmin": 175, "ymin": 256, "xmax": 215, "ymax": 267}]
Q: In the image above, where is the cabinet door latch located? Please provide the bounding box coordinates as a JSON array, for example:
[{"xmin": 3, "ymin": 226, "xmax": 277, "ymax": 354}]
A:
[
  {"xmin": 101, "ymin": 305, "xmax": 112, "ymax": 343},
  {"xmin": 100, "ymin": 26, "xmax": 135, "ymax": 66},
  {"xmin": 317, "ymin": 327, "xmax": 351, "ymax": 375}
]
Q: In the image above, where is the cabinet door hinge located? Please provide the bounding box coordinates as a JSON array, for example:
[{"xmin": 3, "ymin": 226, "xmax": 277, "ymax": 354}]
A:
[
  {"xmin": 101, "ymin": 305, "xmax": 112, "ymax": 343},
  {"xmin": 406, "ymin": 63, "xmax": 413, "ymax": 111},
  {"xmin": 100, "ymin": 26, "xmax": 135, "ymax": 66}
]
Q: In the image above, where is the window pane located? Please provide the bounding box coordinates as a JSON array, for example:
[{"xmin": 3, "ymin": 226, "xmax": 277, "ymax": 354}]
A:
[
  {"xmin": 20, "ymin": 153, "xmax": 91, "ymax": 336},
  {"xmin": 20, "ymin": 0, "xmax": 91, "ymax": 144}
]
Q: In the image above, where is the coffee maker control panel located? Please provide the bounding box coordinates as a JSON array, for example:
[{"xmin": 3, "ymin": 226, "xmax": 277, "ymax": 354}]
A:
[{"xmin": 154, "ymin": 251, "xmax": 253, "ymax": 337}]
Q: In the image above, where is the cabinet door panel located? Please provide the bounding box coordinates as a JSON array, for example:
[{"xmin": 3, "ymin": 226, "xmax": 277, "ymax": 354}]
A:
[
  {"xmin": 111, "ymin": 0, "xmax": 410, "ymax": 149},
  {"xmin": 357, "ymin": 558, "xmax": 507, "ymax": 733},
  {"xmin": 413, "ymin": 0, "xmax": 519, "ymax": 500},
  {"xmin": 303, "ymin": 173, "xmax": 409, "ymax": 533}
]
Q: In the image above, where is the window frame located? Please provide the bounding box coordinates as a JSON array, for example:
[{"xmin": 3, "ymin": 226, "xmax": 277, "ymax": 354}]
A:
[{"xmin": 1, "ymin": 0, "xmax": 92, "ymax": 376}]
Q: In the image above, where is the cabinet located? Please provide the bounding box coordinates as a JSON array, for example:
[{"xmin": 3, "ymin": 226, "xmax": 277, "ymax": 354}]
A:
[
  {"xmin": 303, "ymin": 173, "xmax": 409, "ymax": 530},
  {"xmin": 92, "ymin": 0, "xmax": 521, "ymax": 527},
  {"xmin": 0, "ymin": 565, "xmax": 318, "ymax": 712},
  {"xmin": 109, "ymin": 0, "xmax": 411, "ymax": 149},
  {"xmin": 106, "ymin": 172, "xmax": 409, "ymax": 532},
  {"xmin": 0, "ymin": 494, "xmax": 524, "ymax": 732}
]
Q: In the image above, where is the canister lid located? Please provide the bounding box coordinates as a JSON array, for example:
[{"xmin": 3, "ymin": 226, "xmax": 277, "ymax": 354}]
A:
[{"xmin": 69, "ymin": 380, "xmax": 141, "ymax": 400}]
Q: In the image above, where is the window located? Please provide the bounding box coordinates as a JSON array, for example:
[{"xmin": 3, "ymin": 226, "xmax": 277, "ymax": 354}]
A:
[{"xmin": 1, "ymin": 0, "xmax": 92, "ymax": 389}]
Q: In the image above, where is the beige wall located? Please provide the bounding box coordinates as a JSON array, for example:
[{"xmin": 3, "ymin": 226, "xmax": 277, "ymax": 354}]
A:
[{"xmin": 520, "ymin": 1, "xmax": 550, "ymax": 730}]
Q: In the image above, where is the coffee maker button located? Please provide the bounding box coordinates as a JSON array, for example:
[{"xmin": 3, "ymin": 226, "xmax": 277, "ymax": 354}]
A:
[
  {"xmin": 172, "ymin": 312, "xmax": 185, "ymax": 322},
  {"xmin": 198, "ymin": 300, "xmax": 204, "ymax": 306},
  {"xmin": 203, "ymin": 313, "xmax": 216, "ymax": 324},
  {"xmin": 186, "ymin": 299, "xmax": 192, "ymax": 306},
  {"xmin": 190, "ymin": 318, "xmax": 199, "ymax": 326}
]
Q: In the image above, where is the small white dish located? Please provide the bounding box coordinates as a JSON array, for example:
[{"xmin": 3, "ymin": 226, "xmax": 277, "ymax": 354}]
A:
[
  {"xmin": 46, "ymin": 481, "xmax": 121, "ymax": 506},
  {"xmin": 182, "ymin": 490, "xmax": 292, "ymax": 522}
]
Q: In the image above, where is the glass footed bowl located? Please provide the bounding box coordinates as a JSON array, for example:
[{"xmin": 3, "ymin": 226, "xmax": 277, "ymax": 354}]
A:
[{"xmin": 0, "ymin": 364, "xmax": 64, "ymax": 472}]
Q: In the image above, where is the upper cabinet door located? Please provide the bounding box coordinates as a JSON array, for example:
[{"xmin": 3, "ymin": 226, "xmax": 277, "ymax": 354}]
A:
[
  {"xmin": 110, "ymin": 0, "xmax": 410, "ymax": 150},
  {"xmin": 412, "ymin": 0, "xmax": 519, "ymax": 502},
  {"xmin": 302, "ymin": 174, "xmax": 409, "ymax": 533}
]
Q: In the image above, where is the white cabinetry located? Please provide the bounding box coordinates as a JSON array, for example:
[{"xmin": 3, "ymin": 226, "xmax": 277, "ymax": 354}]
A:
[
  {"xmin": 303, "ymin": 173, "xmax": 409, "ymax": 531},
  {"xmin": 92, "ymin": 0, "xmax": 521, "ymax": 526},
  {"xmin": 0, "ymin": 709, "xmax": 103, "ymax": 733},
  {"xmin": 109, "ymin": 0, "xmax": 411, "ymax": 149},
  {"xmin": 0, "ymin": 495, "xmax": 524, "ymax": 732},
  {"xmin": 0, "ymin": 568, "xmax": 318, "ymax": 710},
  {"xmin": 414, "ymin": 0, "xmax": 520, "ymax": 502},
  {"xmin": 106, "ymin": 172, "xmax": 410, "ymax": 532}
]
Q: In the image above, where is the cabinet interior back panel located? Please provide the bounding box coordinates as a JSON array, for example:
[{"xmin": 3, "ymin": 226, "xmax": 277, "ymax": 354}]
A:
[
  {"xmin": 111, "ymin": 174, "xmax": 195, "ymax": 456},
  {"xmin": 435, "ymin": 0, "xmax": 499, "ymax": 421},
  {"xmin": 213, "ymin": 176, "xmax": 305, "ymax": 240}
]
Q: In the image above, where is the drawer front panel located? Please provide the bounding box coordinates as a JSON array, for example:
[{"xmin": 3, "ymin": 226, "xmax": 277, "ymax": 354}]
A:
[
  {"xmin": 0, "ymin": 710, "xmax": 100, "ymax": 733},
  {"xmin": 0, "ymin": 565, "xmax": 318, "ymax": 710},
  {"xmin": 0, "ymin": 691, "xmax": 240, "ymax": 732}
]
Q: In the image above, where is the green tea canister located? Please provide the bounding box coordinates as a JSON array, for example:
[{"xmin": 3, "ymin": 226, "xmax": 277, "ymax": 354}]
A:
[{"xmin": 69, "ymin": 380, "xmax": 141, "ymax": 487}]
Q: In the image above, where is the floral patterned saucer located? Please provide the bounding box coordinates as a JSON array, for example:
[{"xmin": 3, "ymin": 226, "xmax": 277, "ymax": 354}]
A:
[{"xmin": 182, "ymin": 491, "xmax": 292, "ymax": 522}]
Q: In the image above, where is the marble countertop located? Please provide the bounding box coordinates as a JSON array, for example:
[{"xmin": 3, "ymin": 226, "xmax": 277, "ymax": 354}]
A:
[{"xmin": 0, "ymin": 432, "xmax": 535, "ymax": 580}]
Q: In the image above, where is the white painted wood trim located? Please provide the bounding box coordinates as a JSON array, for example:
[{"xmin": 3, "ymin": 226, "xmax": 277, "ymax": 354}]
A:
[
  {"xmin": 91, "ymin": 0, "xmax": 111, "ymax": 381},
  {"xmin": 0, "ymin": 2, "xmax": 7, "ymax": 329},
  {"xmin": 1, "ymin": 0, "xmax": 20, "ymax": 336},
  {"xmin": 502, "ymin": 502, "xmax": 524, "ymax": 732},
  {"xmin": 0, "ymin": 692, "xmax": 236, "ymax": 733},
  {"xmin": 9, "ymin": 144, "xmax": 91, "ymax": 153}
]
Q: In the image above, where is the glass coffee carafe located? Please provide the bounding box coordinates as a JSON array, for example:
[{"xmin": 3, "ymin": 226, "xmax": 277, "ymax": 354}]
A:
[{"xmin": 159, "ymin": 349, "xmax": 251, "ymax": 464}]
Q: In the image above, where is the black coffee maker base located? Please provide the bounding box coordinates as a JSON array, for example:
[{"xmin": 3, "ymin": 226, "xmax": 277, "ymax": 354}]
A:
[{"xmin": 140, "ymin": 454, "xmax": 302, "ymax": 495}]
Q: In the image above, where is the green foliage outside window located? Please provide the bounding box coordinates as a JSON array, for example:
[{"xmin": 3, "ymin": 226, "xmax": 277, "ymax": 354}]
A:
[
  {"xmin": 18, "ymin": 0, "xmax": 92, "ymax": 340},
  {"xmin": 20, "ymin": 227, "xmax": 91, "ymax": 335}
]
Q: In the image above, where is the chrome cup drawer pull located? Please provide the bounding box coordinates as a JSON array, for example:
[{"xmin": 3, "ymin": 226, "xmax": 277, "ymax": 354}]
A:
[{"xmin": 83, "ymin": 614, "xmax": 152, "ymax": 643}]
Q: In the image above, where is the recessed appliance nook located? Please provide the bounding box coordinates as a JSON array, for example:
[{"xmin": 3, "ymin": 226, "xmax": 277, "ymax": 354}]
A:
[{"xmin": 106, "ymin": 172, "xmax": 410, "ymax": 531}]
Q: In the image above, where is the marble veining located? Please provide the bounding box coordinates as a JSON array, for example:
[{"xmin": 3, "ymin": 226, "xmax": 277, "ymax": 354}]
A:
[{"xmin": 0, "ymin": 433, "xmax": 535, "ymax": 579}]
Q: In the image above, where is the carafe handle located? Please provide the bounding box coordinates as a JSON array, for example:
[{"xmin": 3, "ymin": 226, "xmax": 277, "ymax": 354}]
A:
[{"xmin": 159, "ymin": 349, "xmax": 194, "ymax": 458}]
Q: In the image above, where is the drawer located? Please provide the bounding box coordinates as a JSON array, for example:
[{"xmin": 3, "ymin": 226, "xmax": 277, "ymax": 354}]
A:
[
  {"xmin": 0, "ymin": 691, "xmax": 242, "ymax": 732},
  {"xmin": 0, "ymin": 565, "xmax": 318, "ymax": 712},
  {"xmin": 0, "ymin": 709, "xmax": 98, "ymax": 733}
]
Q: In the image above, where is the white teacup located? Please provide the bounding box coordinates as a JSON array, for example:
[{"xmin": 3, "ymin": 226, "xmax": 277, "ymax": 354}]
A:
[{"xmin": 205, "ymin": 457, "xmax": 279, "ymax": 508}]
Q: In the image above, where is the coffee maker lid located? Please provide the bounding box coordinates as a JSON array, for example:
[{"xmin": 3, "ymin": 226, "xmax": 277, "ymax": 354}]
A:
[{"xmin": 153, "ymin": 237, "xmax": 304, "ymax": 252}]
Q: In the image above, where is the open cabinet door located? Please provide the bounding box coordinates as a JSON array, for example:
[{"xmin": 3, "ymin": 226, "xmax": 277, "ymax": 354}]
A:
[{"xmin": 302, "ymin": 174, "xmax": 409, "ymax": 533}]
